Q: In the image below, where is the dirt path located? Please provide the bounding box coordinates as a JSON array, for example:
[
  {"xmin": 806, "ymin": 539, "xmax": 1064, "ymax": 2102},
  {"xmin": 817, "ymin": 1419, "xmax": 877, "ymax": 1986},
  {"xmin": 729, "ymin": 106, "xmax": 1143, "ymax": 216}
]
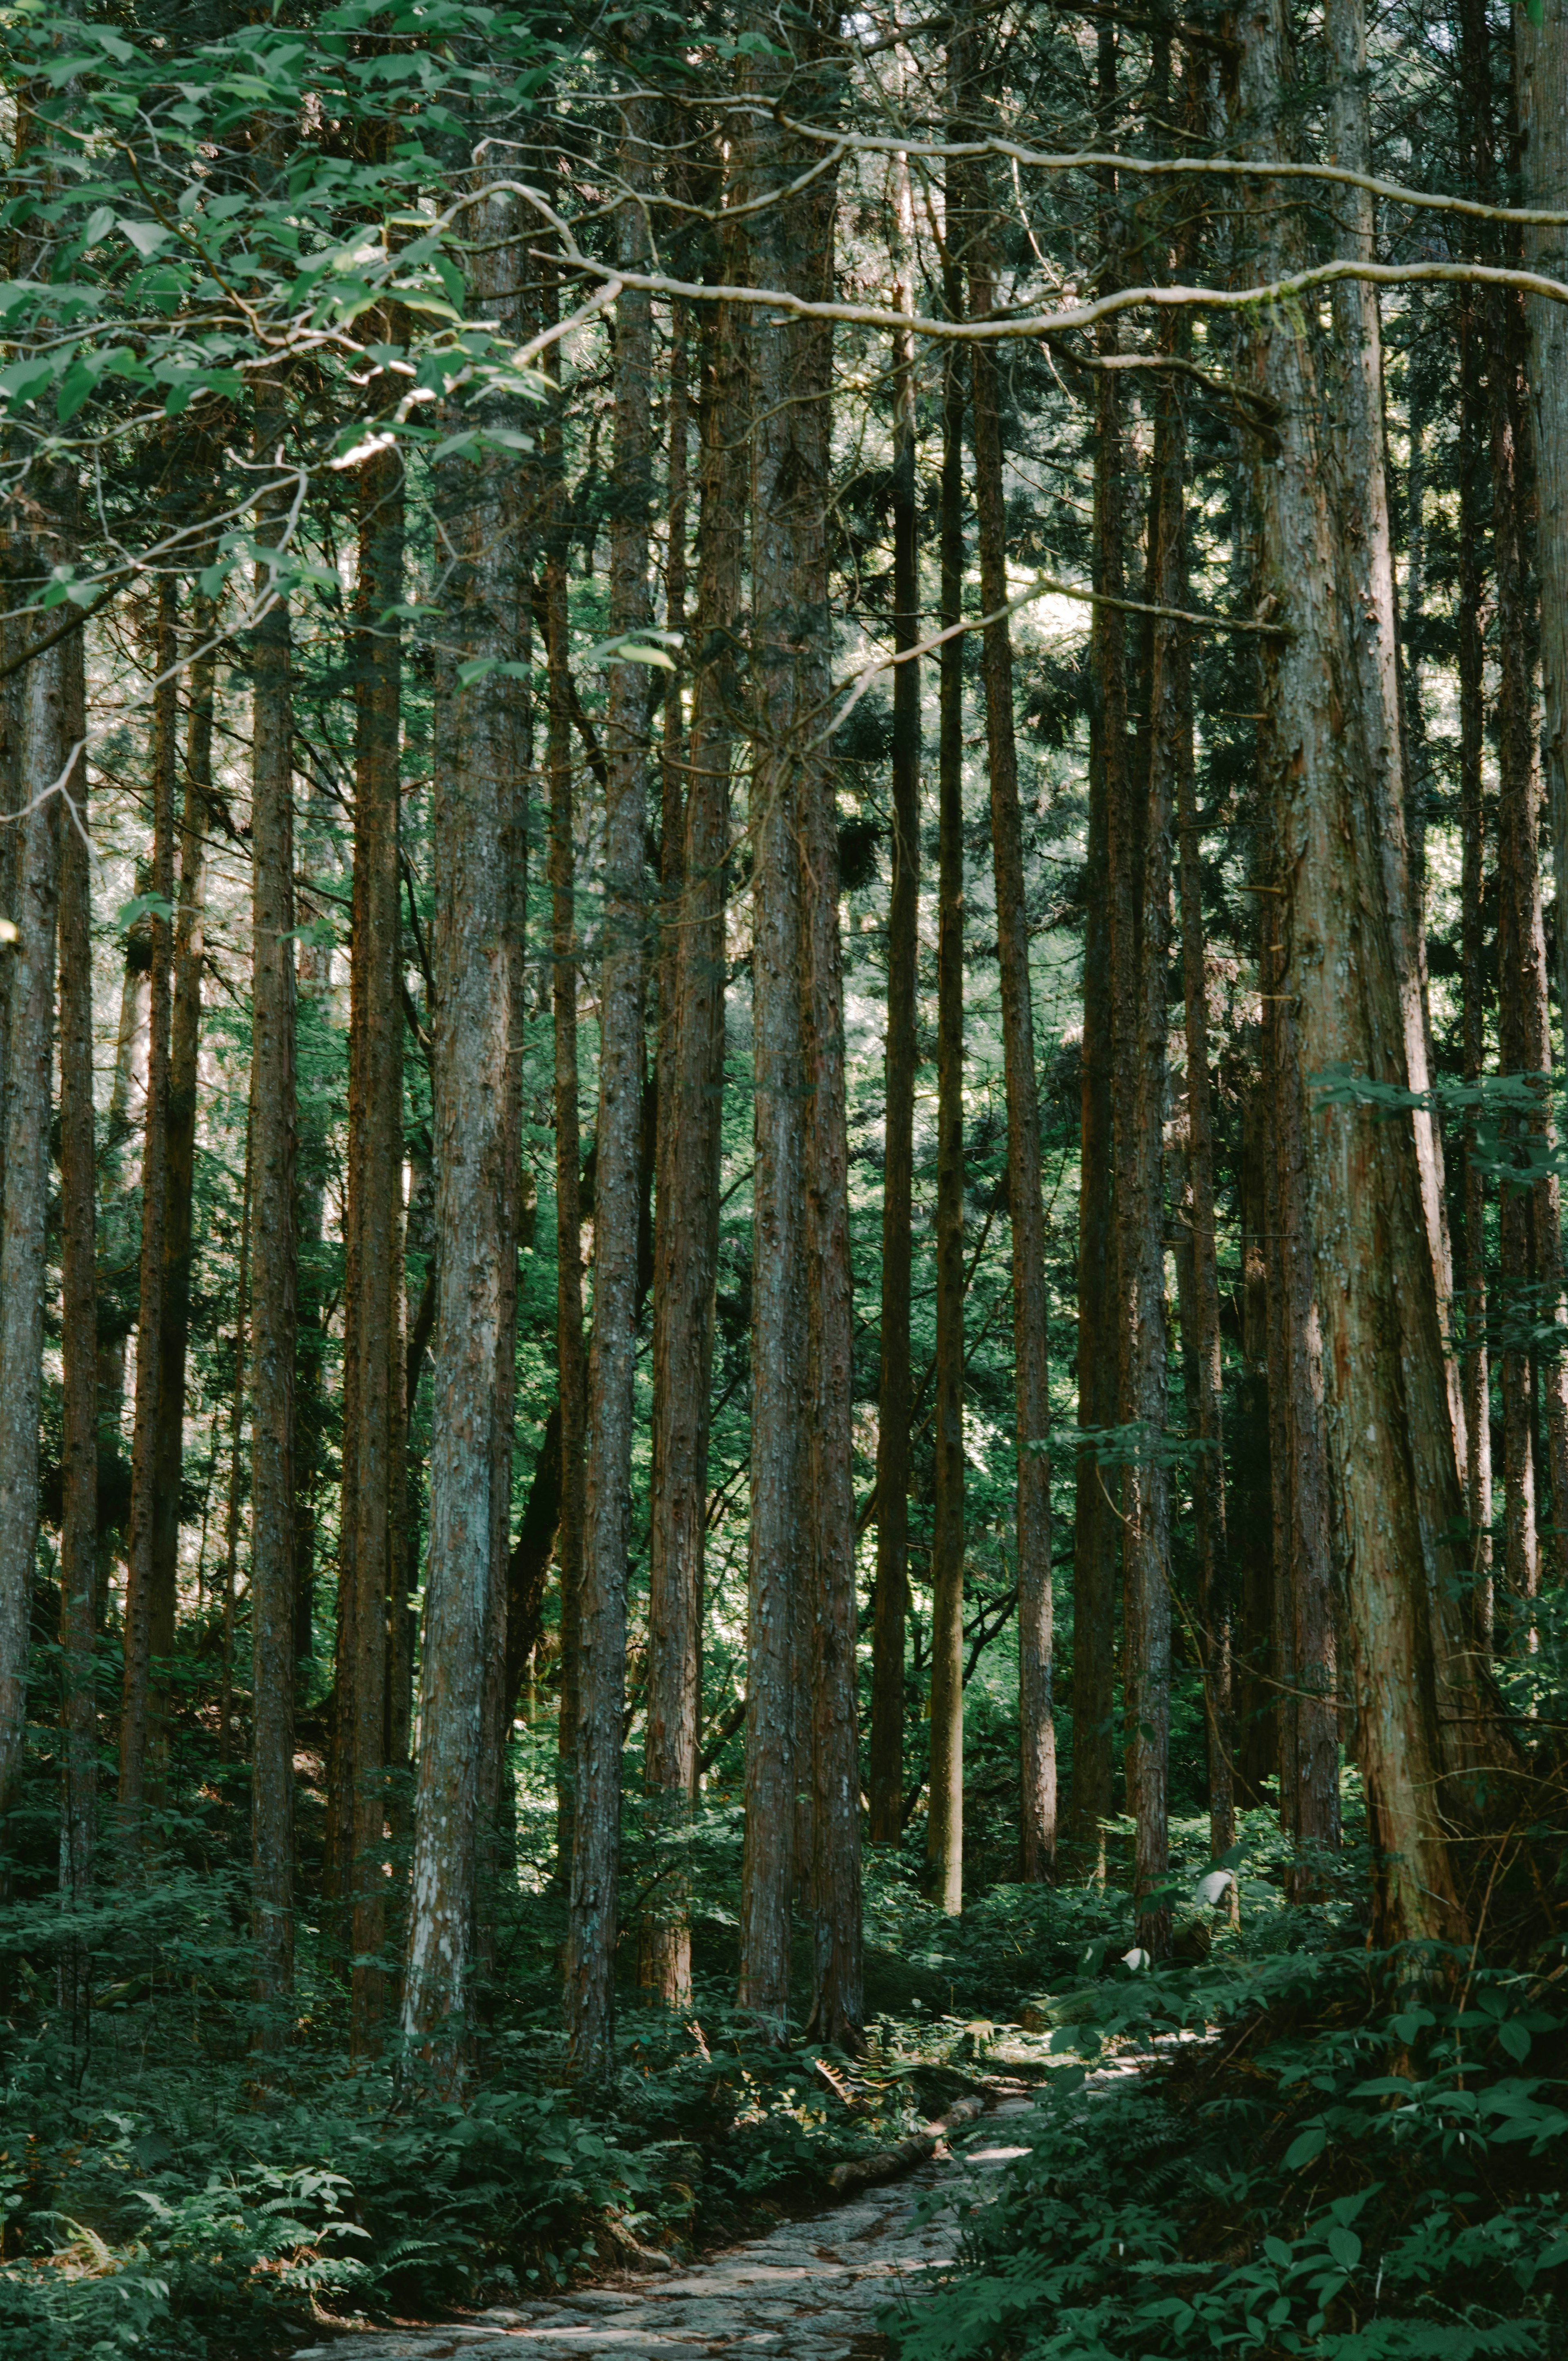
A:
[{"xmin": 289, "ymin": 2096, "xmax": 1037, "ymax": 2361}]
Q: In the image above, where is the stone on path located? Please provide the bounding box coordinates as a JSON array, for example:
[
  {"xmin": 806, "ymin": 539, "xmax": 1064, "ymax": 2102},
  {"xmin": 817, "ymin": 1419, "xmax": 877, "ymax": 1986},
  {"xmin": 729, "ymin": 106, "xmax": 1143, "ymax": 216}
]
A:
[{"xmin": 290, "ymin": 2096, "xmax": 1038, "ymax": 2361}]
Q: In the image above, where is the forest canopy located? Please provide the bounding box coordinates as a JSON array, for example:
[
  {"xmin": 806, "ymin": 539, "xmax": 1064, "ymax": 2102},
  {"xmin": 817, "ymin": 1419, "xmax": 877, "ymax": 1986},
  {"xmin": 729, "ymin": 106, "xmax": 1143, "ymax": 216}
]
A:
[{"xmin": 3, "ymin": 0, "xmax": 1568, "ymax": 2352}]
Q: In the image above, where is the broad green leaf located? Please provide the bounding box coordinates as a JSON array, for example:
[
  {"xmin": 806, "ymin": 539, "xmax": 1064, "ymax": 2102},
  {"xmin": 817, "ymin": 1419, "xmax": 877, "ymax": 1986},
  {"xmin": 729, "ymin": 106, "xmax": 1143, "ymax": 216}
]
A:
[
  {"xmin": 1285, "ymin": 2124, "xmax": 1327, "ymax": 2169},
  {"xmin": 119, "ymin": 218, "xmax": 171, "ymax": 258}
]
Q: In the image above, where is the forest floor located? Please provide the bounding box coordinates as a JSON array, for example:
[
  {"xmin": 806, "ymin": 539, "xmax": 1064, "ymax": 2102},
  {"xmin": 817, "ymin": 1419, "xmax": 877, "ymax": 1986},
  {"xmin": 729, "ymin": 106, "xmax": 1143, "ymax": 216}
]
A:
[{"xmin": 285, "ymin": 2087, "xmax": 1043, "ymax": 2361}]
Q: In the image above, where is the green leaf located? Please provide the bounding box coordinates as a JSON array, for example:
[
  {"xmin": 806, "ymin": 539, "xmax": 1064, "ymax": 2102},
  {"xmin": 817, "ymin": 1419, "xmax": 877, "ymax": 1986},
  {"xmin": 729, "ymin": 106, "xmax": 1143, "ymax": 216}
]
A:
[
  {"xmin": 1498, "ymin": 2018, "xmax": 1532, "ymax": 2062},
  {"xmin": 83, "ymin": 205, "xmax": 116, "ymax": 245},
  {"xmin": 1325, "ymin": 2227, "xmax": 1361, "ymax": 2270},
  {"xmin": 116, "ymin": 893, "xmax": 175, "ymax": 934},
  {"xmin": 1263, "ymin": 2236, "xmax": 1293, "ymax": 2268},
  {"xmin": 1524, "ymin": 0, "xmax": 1544, "ymax": 25},
  {"xmin": 119, "ymin": 218, "xmax": 171, "ymax": 258},
  {"xmin": 1285, "ymin": 2124, "xmax": 1327, "ymax": 2169}
]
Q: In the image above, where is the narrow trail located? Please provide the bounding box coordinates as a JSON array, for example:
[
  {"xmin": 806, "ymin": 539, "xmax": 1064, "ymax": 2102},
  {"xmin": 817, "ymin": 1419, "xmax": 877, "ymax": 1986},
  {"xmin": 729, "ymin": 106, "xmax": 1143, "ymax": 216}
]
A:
[{"xmin": 290, "ymin": 2093, "xmax": 1038, "ymax": 2361}]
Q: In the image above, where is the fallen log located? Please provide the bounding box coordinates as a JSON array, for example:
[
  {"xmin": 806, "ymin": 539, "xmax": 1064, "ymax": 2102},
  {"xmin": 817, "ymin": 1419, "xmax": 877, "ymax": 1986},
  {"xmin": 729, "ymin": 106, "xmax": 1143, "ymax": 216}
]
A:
[{"xmin": 826, "ymin": 2091, "xmax": 989, "ymax": 2200}]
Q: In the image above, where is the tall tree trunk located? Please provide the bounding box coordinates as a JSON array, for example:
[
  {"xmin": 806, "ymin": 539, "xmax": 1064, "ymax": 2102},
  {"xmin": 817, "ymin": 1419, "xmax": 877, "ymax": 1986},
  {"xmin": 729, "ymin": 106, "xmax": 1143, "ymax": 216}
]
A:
[
  {"xmin": 543, "ymin": 290, "xmax": 586, "ymax": 1887},
  {"xmin": 1071, "ymin": 82, "xmax": 1127, "ymax": 1855},
  {"xmin": 1120, "ymin": 379, "xmax": 1178, "ymax": 1959},
  {"xmin": 1517, "ymin": 0, "xmax": 1568, "ymax": 1039},
  {"xmin": 218, "ymin": 1104, "xmax": 252, "ymax": 1767},
  {"xmin": 249, "ymin": 495, "xmax": 298, "ymax": 2051},
  {"xmin": 58, "ymin": 637, "xmax": 96, "ymax": 1967},
  {"xmin": 0, "ymin": 606, "xmax": 63, "ymax": 1836},
  {"xmin": 1236, "ymin": 0, "xmax": 1468, "ymax": 1945},
  {"xmin": 118, "ymin": 579, "xmax": 178, "ymax": 1836},
  {"xmin": 1327, "ymin": 0, "xmax": 1467, "ymax": 1494},
  {"xmin": 643, "ymin": 289, "xmax": 744, "ymax": 2004},
  {"xmin": 1174, "ymin": 538, "xmax": 1230, "ymax": 1868},
  {"xmin": 147, "ymin": 590, "xmax": 213, "ymax": 1790},
  {"xmin": 341, "ymin": 439, "xmax": 405, "ymax": 2055},
  {"xmin": 794, "ymin": 159, "xmax": 862, "ymax": 2042},
  {"xmin": 926, "ymin": 194, "xmax": 966, "ymax": 1920},
  {"xmin": 1458, "ymin": 292, "xmax": 1494, "ymax": 1647},
  {"xmin": 870, "ymin": 156, "xmax": 920, "ymax": 1851},
  {"xmin": 737, "ymin": 60, "xmax": 811, "ymax": 2036},
  {"xmin": 1463, "ymin": 0, "xmax": 1568, "ymax": 1602},
  {"xmin": 403, "ymin": 185, "xmax": 529, "ymax": 2075},
  {"xmin": 970, "ymin": 163, "xmax": 1055, "ymax": 1886},
  {"xmin": 566, "ymin": 96, "xmax": 655, "ymax": 2073}
]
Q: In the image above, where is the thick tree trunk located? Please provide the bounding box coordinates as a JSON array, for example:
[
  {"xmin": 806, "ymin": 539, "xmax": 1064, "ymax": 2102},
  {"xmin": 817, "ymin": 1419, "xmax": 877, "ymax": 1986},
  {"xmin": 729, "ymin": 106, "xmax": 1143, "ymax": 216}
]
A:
[
  {"xmin": 1071, "ymin": 306, "xmax": 1127, "ymax": 1861},
  {"xmin": 567, "ymin": 102, "xmax": 655, "ymax": 2072},
  {"xmin": 970, "ymin": 187, "xmax": 1055, "ymax": 1886},
  {"xmin": 1463, "ymin": 0, "xmax": 1568, "ymax": 1602},
  {"xmin": 1458, "ymin": 297, "xmax": 1494, "ymax": 1646},
  {"xmin": 643, "ymin": 290, "xmax": 743, "ymax": 2005},
  {"xmin": 341, "ymin": 441, "xmax": 405, "ymax": 2055},
  {"xmin": 403, "ymin": 186, "xmax": 529, "ymax": 2075},
  {"xmin": 118, "ymin": 580, "xmax": 178, "ymax": 1835},
  {"xmin": 1174, "ymin": 538, "xmax": 1230, "ymax": 1868},
  {"xmin": 926, "ymin": 218, "xmax": 966, "ymax": 1920},
  {"xmin": 737, "ymin": 65, "xmax": 813, "ymax": 2035},
  {"xmin": 1121, "ymin": 385, "xmax": 1178, "ymax": 1958},
  {"xmin": 249, "ymin": 521, "xmax": 298, "ymax": 2049},
  {"xmin": 58, "ymin": 638, "xmax": 95, "ymax": 1958},
  {"xmin": 870, "ymin": 160, "xmax": 920, "ymax": 1851},
  {"xmin": 0, "ymin": 616, "xmax": 63, "ymax": 1836},
  {"xmin": 218, "ymin": 1105, "xmax": 252, "ymax": 1767},
  {"xmin": 1517, "ymin": 0, "xmax": 1568, "ymax": 1037},
  {"xmin": 795, "ymin": 189, "xmax": 863, "ymax": 2039},
  {"xmin": 1236, "ymin": 0, "xmax": 1468, "ymax": 1945}
]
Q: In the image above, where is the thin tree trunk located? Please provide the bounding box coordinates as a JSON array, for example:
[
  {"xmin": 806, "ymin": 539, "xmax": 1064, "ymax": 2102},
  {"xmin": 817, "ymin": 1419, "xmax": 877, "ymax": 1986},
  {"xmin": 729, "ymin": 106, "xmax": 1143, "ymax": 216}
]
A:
[
  {"xmin": 926, "ymin": 193, "xmax": 967, "ymax": 1920},
  {"xmin": 543, "ymin": 289, "xmax": 587, "ymax": 1886},
  {"xmin": 403, "ymin": 184, "xmax": 528, "ymax": 2076},
  {"xmin": 566, "ymin": 92, "xmax": 655, "ymax": 2073},
  {"xmin": 342, "ymin": 439, "xmax": 405, "ymax": 2055},
  {"xmin": 218, "ymin": 1103, "xmax": 252, "ymax": 1767},
  {"xmin": 0, "ymin": 602, "xmax": 63, "ymax": 1835},
  {"xmin": 870, "ymin": 155, "xmax": 920, "ymax": 1851},
  {"xmin": 643, "ymin": 288, "xmax": 743, "ymax": 2003},
  {"xmin": 249, "ymin": 497, "xmax": 298, "ymax": 2051},
  {"xmin": 118, "ymin": 579, "xmax": 178, "ymax": 1836},
  {"xmin": 969, "ymin": 162, "xmax": 1055, "ymax": 1887},
  {"xmin": 1458, "ymin": 291, "xmax": 1494, "ymax": 1647},
  {"xmin": 1236, "ymin": 0, "xmax": 1468, "ymax": 1945},
  {"xmin": 58, "ymin": 636, "xmax": 96, "ymax": 1972},
  {"xmin": 147, "ymin": 591, "xmax": 213, "ymax": 1793}
]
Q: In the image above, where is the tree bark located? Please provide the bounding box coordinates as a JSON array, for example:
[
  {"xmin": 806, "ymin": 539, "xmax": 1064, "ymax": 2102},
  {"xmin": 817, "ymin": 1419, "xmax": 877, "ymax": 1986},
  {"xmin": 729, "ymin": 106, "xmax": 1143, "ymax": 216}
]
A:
[
  {"xmin": 58, "ymin": 633, "xmax": 96, "ymax": 1960},
  {"xmin": 0, "ymin": 604, "xmax": 63, "ymax": 1836},
  {"xmin": 249, "ymin": 499, "xmax": 298, "ymax": 2050},
  {"xmin": 969, "ymin": 165, "xmax": 1055, "ymax": 1887},
  {"xmin": 870, "ymin": 155, "xmax": 920, "ymax": 1851},
  {"xmin": 795, "ymin": 170, "xmax": 863, "ymax": 2038},
  {"xmin": 147, "ymin": 588, "xmax": 213, "ymax": 1794},
  {"xmin": 1236, "ymin": 0, "xmax": 1468, "ymax": 1945},
  {"xmin": 643, "ymin": 286, "xmax": 743, "ymax": 2004},
  {"xmin": 543, "ymin": 294, "xmax": 587, "ymax": 1887},
  {"xmin": 118, "ymin": 578, "xmax": 178, "ymax": 1836},
  {"xmin": 1457, "ymin": 291, "xmax": 1494, "ymax": 1647},
  {"xmin": 341, "ymin": 439, "xmax": 405, "ymax": 2055},
  {"xmin": 1121, "ymin": 377, "xmax": 1178, "ymax": 1958},
  {"xmin": 737, "ymin": 56, "xmax": 813, "ymax": 2035},
  {"xmin": 403, "ymin": 185, "xmax": 529, "ymax": 2076},
  {"xmin": 1517, "ymin": 0, "xmax": 1568, "ymax": 1039},
  {"xmin": 926, "ymin": 193, "xmax": 967, "ymax": 1920},
  {"xmin": 567, "ymin": 95, "xmax": 656, "ymax": 2072},
  {"xmin": 1174, "ymin": 533, "xmax": 1230, "ymax": 1868}
]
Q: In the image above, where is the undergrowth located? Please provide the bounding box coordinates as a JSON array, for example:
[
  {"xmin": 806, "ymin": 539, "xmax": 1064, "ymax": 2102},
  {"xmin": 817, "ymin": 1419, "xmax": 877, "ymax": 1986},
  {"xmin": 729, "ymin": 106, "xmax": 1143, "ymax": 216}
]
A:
[{"xmin": 896, "ymin": 1939, "xmax": 1568, "ymax": 2360}]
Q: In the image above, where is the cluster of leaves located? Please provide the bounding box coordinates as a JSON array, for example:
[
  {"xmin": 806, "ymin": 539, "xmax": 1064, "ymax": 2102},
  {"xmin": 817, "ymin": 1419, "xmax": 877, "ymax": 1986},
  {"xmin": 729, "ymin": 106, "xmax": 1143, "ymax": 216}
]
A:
[{"xmin": 895, "ymin": 1943, "xmax": 1568, "ymax": 2361}]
